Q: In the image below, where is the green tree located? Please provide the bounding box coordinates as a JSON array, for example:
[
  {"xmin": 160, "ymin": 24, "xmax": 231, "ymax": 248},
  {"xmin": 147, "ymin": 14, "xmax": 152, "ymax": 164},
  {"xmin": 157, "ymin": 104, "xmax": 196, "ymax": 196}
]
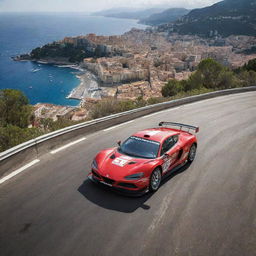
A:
[
  {"xmin": 184, "ymin": 73, "xmax": 203, "ymax": 91},
  {"xmin": 217, "ymin": 70, "xmax": 239, "ymax": 89},
  {"xmin": 161, "ymin": 79, "xmax": 184, "ymax": 97},
  {"xmin": 236, "ymin": 70, "xmax": 256, "ymax": 87},
  {"xmin": 0, "ymin": 89, "xmax": 33, "ymax": 128},
  {"xmin": 196, "ymin": 58, "xmax": 224, "ymax": 89},
  {"xmin": 0, "ymin": 125, "xmax": 43, "ymax": 152},
  {"xmin": 243, "ymin": 58, "xmax": 256, "ymax": 72}
]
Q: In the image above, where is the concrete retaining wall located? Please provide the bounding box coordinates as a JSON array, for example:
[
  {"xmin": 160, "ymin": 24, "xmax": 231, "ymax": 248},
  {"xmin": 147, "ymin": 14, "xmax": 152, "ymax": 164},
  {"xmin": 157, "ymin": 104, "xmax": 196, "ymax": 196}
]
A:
[{"xmin": 1, "ymin": 86, "xmax": 256, "ymax": 178}]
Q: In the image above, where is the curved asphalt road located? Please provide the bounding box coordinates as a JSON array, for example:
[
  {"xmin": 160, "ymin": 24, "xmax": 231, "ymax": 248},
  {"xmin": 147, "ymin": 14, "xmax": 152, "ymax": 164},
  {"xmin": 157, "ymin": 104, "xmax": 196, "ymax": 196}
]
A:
[{"xmin": 1, "ymin": 92, "xmax": 256, "ymax": 256}]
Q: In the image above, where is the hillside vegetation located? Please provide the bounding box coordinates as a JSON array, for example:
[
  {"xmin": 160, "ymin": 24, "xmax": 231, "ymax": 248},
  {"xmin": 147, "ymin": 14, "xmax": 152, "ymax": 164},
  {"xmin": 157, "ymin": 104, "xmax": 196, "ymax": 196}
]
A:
[
  {"xmin": 0, "ymin": 89, "xmax": 43, "ymax": 152},
  {"xmin": 30, "ymin": 43, "xmax": 106, "ymax": 63},
  {"xmin": 140, "ymin": 8, "xmax": 189, "ymax": 26},
  {"xmin": 160, "ymin": 0, "xmax": 256, "ymax": 37},
  {"xmin": 161, "ymin": 58, "xmax": 256, "ymax": 97}
]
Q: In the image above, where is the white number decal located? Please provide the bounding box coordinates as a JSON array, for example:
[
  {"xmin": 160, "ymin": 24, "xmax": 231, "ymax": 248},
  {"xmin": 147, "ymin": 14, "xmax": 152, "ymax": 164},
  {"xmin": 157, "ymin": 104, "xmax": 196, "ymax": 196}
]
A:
[{"xmin": 112, "ymin": 156, "xmax": 132, "ymax": 167}]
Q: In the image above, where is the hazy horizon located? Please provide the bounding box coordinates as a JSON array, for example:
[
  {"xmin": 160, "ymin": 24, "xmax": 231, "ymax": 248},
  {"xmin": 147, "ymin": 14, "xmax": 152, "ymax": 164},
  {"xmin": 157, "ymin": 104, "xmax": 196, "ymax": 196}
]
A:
[{"xmin": 0, "ymin": 0, "xmax": 220, "ymax": 13}]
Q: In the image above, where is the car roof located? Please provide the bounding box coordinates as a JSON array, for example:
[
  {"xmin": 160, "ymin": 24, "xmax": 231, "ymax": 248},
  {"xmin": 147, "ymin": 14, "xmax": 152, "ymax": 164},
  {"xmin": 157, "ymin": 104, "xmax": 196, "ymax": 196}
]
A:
[{"xmin": 132, "ymin": 128, "xmax": 180, "ymax": 144}]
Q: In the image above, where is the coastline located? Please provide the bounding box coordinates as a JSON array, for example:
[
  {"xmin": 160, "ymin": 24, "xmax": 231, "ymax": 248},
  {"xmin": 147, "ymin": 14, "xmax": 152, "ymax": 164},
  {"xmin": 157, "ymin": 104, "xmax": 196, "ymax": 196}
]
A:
[
  {"xmin": 53, "ymin": 64, "xmax": 102, "ymax": 105},
  {"xmin": 67, "ymin": 70, "xmax": 101, "ymax": 102},
  {"xmin": 14, "ymin": 56, "xmax": 101, "ymax": 106}
]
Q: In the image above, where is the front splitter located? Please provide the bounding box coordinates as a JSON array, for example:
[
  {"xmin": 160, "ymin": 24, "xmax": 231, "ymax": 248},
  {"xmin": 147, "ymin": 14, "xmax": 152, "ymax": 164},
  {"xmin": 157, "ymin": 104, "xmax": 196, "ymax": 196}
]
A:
[{"xmin": 88, "ymin": 174, "xmax": 149, "ymax": 197}]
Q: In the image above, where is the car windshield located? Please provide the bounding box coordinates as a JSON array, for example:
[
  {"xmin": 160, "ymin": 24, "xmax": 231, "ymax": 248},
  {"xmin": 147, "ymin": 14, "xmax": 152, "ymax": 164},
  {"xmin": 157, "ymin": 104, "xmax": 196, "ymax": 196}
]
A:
[{"xmin": 119, "ymin": 136, "xmax": 160, "ymax": 159}]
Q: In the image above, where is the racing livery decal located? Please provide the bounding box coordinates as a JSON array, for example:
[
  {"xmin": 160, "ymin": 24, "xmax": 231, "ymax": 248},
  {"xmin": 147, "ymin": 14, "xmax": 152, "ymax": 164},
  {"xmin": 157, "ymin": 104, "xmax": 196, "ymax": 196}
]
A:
[
  {"xmin": 162, "ymin": 152, "xmax": 179, "ymax": 173},
  {"xmin": 112, "ymin": 155, "xmax": 132, "ymax": 167},
  {"xmin": 162, "ymin": 158, "xmax": 172, "ymax": 173}
]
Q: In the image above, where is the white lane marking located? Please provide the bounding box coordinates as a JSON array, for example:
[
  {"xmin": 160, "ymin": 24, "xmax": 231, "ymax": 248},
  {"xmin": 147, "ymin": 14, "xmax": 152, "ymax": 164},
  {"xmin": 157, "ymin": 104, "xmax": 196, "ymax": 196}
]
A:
[
  {"xmin": 142, "ymin": 107, "xmax": 181, "ymax": 118},
  {"xmin": 0, "ymin": 159, "xmax": 40, "ymax": 185},
  {"xmin": 103, "ymin": 120, "xmax": 134, "ymax": 132},
  {"xmin": 50, "ymin": 137, "xmax": 86, "ymax": 154}
]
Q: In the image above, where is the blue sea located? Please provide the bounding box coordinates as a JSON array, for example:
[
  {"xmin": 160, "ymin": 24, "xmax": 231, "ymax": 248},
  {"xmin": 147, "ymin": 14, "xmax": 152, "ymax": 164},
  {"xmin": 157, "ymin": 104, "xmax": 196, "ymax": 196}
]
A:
[{"xmin": 0, "ymin": 13, "xmax": 146, "ymax": 106}]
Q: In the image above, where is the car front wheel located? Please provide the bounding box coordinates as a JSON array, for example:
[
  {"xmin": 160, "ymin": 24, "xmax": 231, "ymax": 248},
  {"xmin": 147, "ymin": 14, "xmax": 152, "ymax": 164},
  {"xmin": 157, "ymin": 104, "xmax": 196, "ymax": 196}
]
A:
[{"xmin": 149, "ymin": 168, "xmax": 162, "ymax": 192}]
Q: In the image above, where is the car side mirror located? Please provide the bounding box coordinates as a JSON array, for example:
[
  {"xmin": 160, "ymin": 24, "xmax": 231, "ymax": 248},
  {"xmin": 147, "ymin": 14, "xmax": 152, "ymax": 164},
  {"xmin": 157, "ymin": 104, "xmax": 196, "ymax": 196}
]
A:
[{"xmin": 117, "ymin": 140, "xmax": 121, "ymax": 146}]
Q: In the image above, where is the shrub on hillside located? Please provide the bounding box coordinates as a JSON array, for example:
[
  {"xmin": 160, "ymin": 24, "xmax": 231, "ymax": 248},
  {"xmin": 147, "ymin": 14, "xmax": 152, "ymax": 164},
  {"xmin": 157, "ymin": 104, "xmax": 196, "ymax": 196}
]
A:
[
  {"xmin": 217, "ymin": 70, "xmax": 240, "ymax": 89},
  {"xmin": 89, "ymin": 99, "xmax": 136, "ymax": 119},
  {"xmin": 40, "ymin": 118, "xmax": 78, "ymax": 132},
  {"xmin": 196, "ymin": 58, "xmax": 224, "ymax": 89},
  {"xmin": 243, "ymin": 58, "xmax": 256, "ymax": 72},
  {"xmin": 0, "ymin": 89, "xmax": 33, "ymax": 128},
  {"xmin": 0, "ymin": 125, "xmax": 43, "ymax": 152},
  {"xmin": 161, "ymin": 79, "xmax": 184, "ymax": 97},
  {"xmin": 184, "ymin": 73, "xmax": 203, "ymax": 91},
  {"xmin": 161, "ymin": 58, "xmax": 242, "ymax": 97},
  {"xmin": 147, "ymin": 97, "xmax": 165, "ymax": 105},
  {"xmin": 236, "ymin": 70, "xmax": 256, "ymax": 87}
]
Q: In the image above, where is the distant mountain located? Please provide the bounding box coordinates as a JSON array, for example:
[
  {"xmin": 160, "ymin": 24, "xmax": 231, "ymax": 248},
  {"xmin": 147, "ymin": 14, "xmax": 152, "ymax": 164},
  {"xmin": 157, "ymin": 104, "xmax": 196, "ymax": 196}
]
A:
[
  {"xmin": 140, "ymin": 8, "xmax": 189, "ymax": 26},
  {"xmin": 161, "ymin": 0, "xmax": 256, "ymax": 37},
  {"xmin": 92, "ymin": 8, "xmax": 140, "ymax": 16},
  {"xmin": 92, "ymin": 8, "xmax": 165, "ymax": 20}
]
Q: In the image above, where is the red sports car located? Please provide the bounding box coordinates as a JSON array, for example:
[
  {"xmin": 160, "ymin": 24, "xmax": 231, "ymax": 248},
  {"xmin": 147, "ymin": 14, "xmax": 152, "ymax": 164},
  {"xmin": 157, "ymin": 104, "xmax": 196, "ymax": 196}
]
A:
[{"xmin": 88, "ymin": 122, "xmax": 199, "ymax": 195}]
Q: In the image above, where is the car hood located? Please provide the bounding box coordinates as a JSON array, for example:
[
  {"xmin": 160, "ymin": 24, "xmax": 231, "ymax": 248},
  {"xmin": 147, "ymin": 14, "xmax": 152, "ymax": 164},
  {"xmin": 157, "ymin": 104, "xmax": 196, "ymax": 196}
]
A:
[{"xmin": 96, "ymin": 148, "xmax": 152, "ymax": 180}]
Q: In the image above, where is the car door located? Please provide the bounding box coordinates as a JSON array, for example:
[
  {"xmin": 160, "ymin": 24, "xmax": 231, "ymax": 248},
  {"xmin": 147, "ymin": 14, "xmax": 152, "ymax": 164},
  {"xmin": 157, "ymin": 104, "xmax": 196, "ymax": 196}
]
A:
[{"xmin": 160, "ymin": 135, "xmax": 180, "ymax": 174}]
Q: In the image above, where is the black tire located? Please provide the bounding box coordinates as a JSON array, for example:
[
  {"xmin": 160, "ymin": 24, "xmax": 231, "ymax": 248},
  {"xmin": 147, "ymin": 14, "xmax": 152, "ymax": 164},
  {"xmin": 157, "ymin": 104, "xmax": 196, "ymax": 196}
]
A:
[
  {"xmin": 188, "ymin": 143, "xmax": 197, "ymax": 163},
  {"xmin": 149, "ymin": 168, "xmax": 162, "ymax": 192}
]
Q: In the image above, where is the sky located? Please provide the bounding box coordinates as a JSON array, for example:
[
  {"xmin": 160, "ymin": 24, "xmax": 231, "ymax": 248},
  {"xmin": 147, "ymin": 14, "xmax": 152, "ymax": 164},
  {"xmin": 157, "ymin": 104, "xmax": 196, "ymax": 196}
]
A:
[{"xmin": 0, "ymin": 0, "xmax": 220, "ymax": 12}]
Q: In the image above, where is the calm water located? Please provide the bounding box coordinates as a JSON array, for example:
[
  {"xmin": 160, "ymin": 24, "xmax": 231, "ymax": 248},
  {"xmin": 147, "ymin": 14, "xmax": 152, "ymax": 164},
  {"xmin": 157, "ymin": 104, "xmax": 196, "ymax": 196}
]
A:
[{"xmin": 0, "ymin": 13, "xmax": 146, "ymax": 105}]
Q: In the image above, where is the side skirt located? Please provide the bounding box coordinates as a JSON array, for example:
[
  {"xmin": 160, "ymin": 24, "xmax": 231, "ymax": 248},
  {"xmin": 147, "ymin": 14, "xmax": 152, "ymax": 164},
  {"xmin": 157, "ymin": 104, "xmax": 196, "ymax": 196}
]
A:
[{"xmin": 162, "ymin": 161, "xmax": 188, "ymax": 180}]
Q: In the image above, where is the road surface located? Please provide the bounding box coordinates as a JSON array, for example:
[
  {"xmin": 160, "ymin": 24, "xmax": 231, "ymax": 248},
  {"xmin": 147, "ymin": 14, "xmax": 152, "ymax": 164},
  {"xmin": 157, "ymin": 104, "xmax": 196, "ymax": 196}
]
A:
[{"xmin": 1, "ymin": 92, "xmax": 256, "ymax": 256}]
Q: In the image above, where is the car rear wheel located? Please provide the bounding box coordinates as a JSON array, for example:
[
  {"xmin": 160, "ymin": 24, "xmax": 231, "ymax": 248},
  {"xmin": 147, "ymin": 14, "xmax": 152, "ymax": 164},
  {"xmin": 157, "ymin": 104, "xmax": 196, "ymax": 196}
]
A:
[
  {"xmin": 149, "ymin": 168, "xmax": 162, "ymax": 192},
  {"xmin": 188, "ymin": 143, "xmax": 197, "ymax": 162}
]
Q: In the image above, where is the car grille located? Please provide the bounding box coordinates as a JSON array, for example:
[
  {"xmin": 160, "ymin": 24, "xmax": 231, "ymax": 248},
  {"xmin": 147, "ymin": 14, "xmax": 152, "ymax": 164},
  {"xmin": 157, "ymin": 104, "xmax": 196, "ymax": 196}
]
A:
[
  {"xmin": 117, "ymin": 182, "xmax": 137, "ymax": 188},
  {"xmin": 102, "ymin": 176, "xmax": 115, "ymax": 185}
]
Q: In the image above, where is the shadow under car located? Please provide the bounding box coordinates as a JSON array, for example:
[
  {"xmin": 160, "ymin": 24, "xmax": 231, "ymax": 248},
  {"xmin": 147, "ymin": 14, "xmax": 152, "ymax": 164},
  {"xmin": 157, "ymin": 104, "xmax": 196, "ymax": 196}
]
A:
[{"xmin": 77, "ymin": 162, "xmax": 192, "ymax": 213}]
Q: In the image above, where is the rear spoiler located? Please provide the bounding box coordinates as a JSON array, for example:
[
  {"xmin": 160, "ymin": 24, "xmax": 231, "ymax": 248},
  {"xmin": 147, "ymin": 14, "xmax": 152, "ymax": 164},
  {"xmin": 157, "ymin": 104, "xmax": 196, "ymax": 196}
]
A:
[{"xmin": 159, "ymin": 121, "xmax": 199, "ymax": 133}]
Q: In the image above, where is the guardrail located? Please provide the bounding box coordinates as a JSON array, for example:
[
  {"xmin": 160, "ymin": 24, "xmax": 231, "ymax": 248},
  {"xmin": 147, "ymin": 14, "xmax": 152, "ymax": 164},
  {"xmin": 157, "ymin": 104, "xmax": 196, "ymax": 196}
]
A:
[{"xmin": 1, "ymin": 86, "xmax": 256, "ymax": 178}]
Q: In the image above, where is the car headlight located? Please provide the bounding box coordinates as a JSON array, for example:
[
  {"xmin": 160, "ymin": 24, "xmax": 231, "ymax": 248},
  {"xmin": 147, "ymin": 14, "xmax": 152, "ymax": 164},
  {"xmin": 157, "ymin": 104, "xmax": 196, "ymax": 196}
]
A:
[
  {"xmin": 124, "ymin": 172, "xmax": 144, "ymax": 180},
  {"xmin": 91, "ymin": 159, "xmax": 98, "ymax": 170}
]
